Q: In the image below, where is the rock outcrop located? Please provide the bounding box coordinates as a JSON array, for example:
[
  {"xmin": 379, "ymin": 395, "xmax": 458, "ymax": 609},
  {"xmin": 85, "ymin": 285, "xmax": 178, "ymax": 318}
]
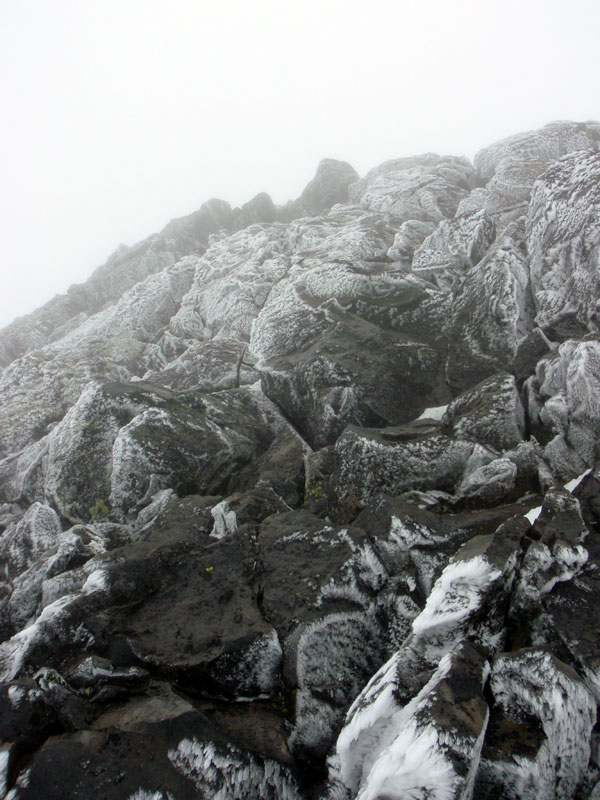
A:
[{"xmin": 1, "ymin": 121, "xmax": 600, "ymax": 799}]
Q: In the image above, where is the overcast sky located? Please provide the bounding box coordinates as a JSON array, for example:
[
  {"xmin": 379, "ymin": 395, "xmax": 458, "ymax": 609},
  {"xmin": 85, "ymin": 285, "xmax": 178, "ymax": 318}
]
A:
[{"xmin": 0, "ymin": 0, "xmax": 598, "ymax": 328}]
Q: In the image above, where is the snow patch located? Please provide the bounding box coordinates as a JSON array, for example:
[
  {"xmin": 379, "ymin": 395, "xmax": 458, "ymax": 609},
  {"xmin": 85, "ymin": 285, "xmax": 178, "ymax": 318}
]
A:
[
  {"xmin": 82, "ymin": 568, "xmax": 109, "ymax": 594},
  {"xmin": 416, "ymin": 405, "xmax": 448, "ymax": 421},
  {"xmin": 564, "ymin": 467, "xmax": 592, "ymax": 493},
  {"xmin": 210, "ymin": 501, "xmax": 238, "ymax": 539},
  {"xmin": 7, "ymin": 684, "xmax": 26, "ymax": 707}
]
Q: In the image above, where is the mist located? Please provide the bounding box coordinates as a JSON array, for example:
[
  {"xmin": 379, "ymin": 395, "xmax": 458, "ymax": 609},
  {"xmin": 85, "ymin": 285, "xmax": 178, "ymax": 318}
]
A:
[{"xmin": 1, "ymin": 0, "xmax": 598, "ymax": 328}]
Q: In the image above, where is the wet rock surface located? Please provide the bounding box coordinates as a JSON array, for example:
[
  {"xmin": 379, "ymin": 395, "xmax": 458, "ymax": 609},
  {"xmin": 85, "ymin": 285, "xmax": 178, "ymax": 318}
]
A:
[{"xmin": 2, "ymin": 121, "xmax": 600, "ymax": 799}]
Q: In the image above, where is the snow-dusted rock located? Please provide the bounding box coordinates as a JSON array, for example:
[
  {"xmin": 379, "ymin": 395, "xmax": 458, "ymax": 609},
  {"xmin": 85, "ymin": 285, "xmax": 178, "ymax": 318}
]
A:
[
  {"xmin": 143, "ymin": 338, "xmax": 258, "ymax": 392},
  {"xmin": 354, "ymin": 495, "xmax": 530, "ymax": 601},
  {"xmin": 260, "ymin": 315, "xmax": 446, "ymax": 448},
  {"xmin": 9, "ymin": 691, "xmax": 303, "ymax": 800},
  {"xmin": 386, "ymin": 218, "xmax": 436, "ymax": 263},
  {"xmin": 513, "ymin": 327, "xmax": 555, "ymax": 386},
  {"xmin": 328, "ymin": 641, "xmax": 489, "ymax": 800},
  {"xmin": 408, "ymin": 516, "xmax": 527, "ymax": 663},
  {"xmin": 0, "ymin": 503, "xmax": 61, "ymax": 580},
  {"xmin": 474, "ymin": 120, "xmax": 600, "ymax": 232},
  {"xmin": 445, "ymin": 220, "xmax": 533, "ymax": 394},
  {"xmin": 349, "ymin": 154, "xmax": 476, "ymax": 221},
  {"xmin": 257, "ymin": 511, "xmax": 392, "ymax": 759},
  {"xmin": 476, "ymin": 648, "xmax": 596, "ymax": 800},
  {"xmin": 527, "ymin": 149, "xmax": 600, "ymax": 338},
  {"xmin": 0, "ymin": 198, "xmax": 235, "ymax": 370},
  {"xmin": 3, "ymin": 122, "xmax": 600, "ymax": 799},
  {"xmin": 457, "ymin": 456, "xmax": 518, "ymax": 506},
  {"xmin": 334, "ymin": 423, "xmax": 475, "ymax": 507},
  {"xmin": 527, "ymin": 336, "xmax": 600, "ymax": 475},
  {"xmin": 443, "ymin": 373, "xmax": 525, "ymax": 452},
  {"xmin": 411, "ymin": 191, "xmax": 495, "ymax": 286}
]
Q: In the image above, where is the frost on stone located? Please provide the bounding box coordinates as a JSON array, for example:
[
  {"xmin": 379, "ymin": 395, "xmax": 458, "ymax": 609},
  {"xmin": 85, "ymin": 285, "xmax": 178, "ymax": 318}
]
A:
[
  {"xmin": 4, "ymin": 527, "xmax": 94, "ymax": 633},
  {"xmin": 411, "ymin": 556, "xmax": 502, "ymax": 647},
  {"xmin": 328, "ymin": 642, "xmax": 489, "ymax": 800},
  {"xmin": 334, "ymin": 428, "xmax": 474, "ymax": 506},
  {"xmin": 527, "ymin": 150, "xmax": 600, "ymax": 337},
  {"xmin": 443, "ymin": 374, "xmax": 525, "ymax": 452},
  {"xmin": 0, "ymin": 745, "xmax": 12, "ymax": 798},
  {"xmin": 44, "ymin": 382, "xmax": 146, "ymax": 522},
  {"xmin": 445, "ymin": 222, "xmax": 533, "ymax": 394},
  {"xmin": 476, "ymin": 648, "xmax": 596, "ymax": 800},
  {"xmin": 168, "ymin": 737, "xmax": 303, "ymax": 800},
  {"xmin": 409, "ymin": 528, "xmax": 523, "ymax": 662},
  {"xmin": 348, "ymin": 154, "xmax": 475, "ymax": 222},
  {"xmin": 529, "ymin": 338, "xmax": 600, "ymax": 475},
  {"xmin": 289, "ymin": 612, "xmax": 386, "ymax": 759},
  {"xmin": 412, "ymin": 196, "xmax": 495, "ymax": 287},
  {"xmin": 0, "ymin": 503, "xmax": 61, "ymax": 578},
  {"xmin": 474, "ymin": 120, "xmax": 600, "ymax": 232},
  {"xmin": 210, "ymin": 629, "xmax": 283, "ymax": 700},
  {"xmin": 511, "ymin": 539, "xmax": 588, "ymax": 615}
]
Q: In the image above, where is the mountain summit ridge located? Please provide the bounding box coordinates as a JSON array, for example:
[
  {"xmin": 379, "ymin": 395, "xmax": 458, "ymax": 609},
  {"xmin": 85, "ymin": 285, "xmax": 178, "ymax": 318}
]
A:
[{"xmin": 1, "ymin": 120, "xmax": 600, "ymax": 800}]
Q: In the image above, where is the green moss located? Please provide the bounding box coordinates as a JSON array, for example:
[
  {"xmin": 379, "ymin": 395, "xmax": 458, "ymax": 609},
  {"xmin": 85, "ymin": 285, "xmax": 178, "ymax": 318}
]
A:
[
  {"xmin": 89, "ymin": 498, "xmax": 110, "ymax": 522},
  {"xmin": 304, "ymin": 478, "xmax": 327, "ymax": 502},
  {"xmin": 176, "ymin": 469, "xmax": 203, "ymax": 497}
]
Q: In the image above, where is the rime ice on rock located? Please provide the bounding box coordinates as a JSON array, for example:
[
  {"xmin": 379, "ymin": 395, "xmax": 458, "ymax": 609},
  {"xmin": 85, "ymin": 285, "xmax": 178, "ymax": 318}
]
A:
[
  {"xmin": 2, "ymin": 122, "xmax": 600, "ymax": 799},
  {"xmin": 348, "ymin": 154, "xmax": 476, "ymax": 221},
  {"xmin": 475, "ymin": 648, "xmax": 596, "ymax": 800},
  {"xmin": 328, "ymin": 642, "xmax": 489, "ymax": 800},
  {"xmin": 408, "ymin": 517, "xmax": 527, "ymax": 663},
  {"xmin": 527, "ymin": 149, "xmax": 600, "ymax": 338},
  {"xmin": 445, "ymin": 220, "xmax": 533, "ymax": 394},
  {"xmin": 168, "ymin": 737, "xmax": 303, "ymax": 800},
  {"xmin": 474, "ymin": 120, "xmax": 600, "ymax": 232},
  {"xmin": 526, "ymin": 336, "xmax": 600, "ymax": 479}
]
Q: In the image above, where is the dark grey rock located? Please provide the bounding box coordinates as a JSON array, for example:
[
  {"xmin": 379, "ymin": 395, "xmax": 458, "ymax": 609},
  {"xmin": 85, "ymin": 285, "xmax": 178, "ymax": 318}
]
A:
[
  {"xmin": 513, "ymin": 327, "xmax": 554, "ymax": 386},
  {"xmin": 445, "ymin": 220, "xmax": 533, "ymax": 395},
  {"xmin": 260, "ymin": 314, "xmax": 447, "ymax": 448},
  {"xmin": 11, "ymin": 701, "xmax": 303, "ymax": 800},
  {"xmin": 333, "ymin": 423, "xmax": 474, "ymax": 509},
  {"xmin": 233, "ymin": 192, "xmax": 277, "ymax": 230},
  {"xmin": 442, "ymin": 373, "xmax": 525, "ymax": 452}
]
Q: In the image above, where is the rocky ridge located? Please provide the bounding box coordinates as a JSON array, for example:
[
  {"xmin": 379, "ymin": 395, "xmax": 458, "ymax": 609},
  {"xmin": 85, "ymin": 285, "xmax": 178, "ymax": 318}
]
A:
[{"xmin": 1, "ymin": 120, "xmax": 600, "ymax": 799}]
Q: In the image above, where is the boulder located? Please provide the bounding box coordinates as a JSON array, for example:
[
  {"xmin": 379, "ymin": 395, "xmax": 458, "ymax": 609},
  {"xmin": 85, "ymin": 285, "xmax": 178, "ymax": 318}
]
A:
[
  {"xmin": 445, "ymin": 221, "xmax": 533, "ymax": 394},
  {"xmin": 9, "ymin": 698, "xmax": 302, "ymax": 800},
  {"xmin": 333, "ymin": 423, "xmax": 475, "ymax": 509},
  {"xmin": 260, "ymin": 315, "xmax": 445, "ymax": 448},
  {"xmin": 527, "ymin": 336, "xmax": 600, "ymax": 475},
  {"xmin": 475, "ymin": 648, "xmax": 596, "ymax": 800},
  {"xmin": 527, "ymin": 149, "xmax": 600, "ymax": 338},
  {"xmin": 297, "ymin": 159, "xmax": 359, "ymax": 217},
  {"xmin": 327, "ymin": 641, "xmax": 489, "ymax": 800},
  {"xmin": 349, "ymin": 154, "xmax": 476, "ymax": 221},
  {"xmin": 442, "ymin": 373, "xmax": 526, "ymax": 452},
  {"xmin": 474, "ymin": 120, "xmax": 600, "ymax": 232}
]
